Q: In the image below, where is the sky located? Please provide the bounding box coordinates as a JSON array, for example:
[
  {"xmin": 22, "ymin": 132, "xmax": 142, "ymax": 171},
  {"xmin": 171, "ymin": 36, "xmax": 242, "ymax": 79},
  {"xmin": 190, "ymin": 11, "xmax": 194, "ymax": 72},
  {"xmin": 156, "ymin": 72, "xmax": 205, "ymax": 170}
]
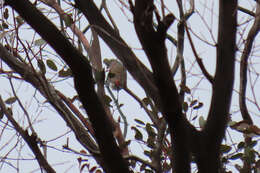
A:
[{"xmin": 0, "ymin": 0, "xmax": 259, "ymax": 172}]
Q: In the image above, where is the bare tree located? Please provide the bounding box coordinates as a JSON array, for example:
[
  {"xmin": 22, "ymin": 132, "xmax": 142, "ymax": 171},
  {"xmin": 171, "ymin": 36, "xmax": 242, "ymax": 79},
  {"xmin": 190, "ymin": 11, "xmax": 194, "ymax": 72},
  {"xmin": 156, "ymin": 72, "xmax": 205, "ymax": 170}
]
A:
[{"xmin": 0, "ymin": 0, "xmax": 259, "ymax": 173}]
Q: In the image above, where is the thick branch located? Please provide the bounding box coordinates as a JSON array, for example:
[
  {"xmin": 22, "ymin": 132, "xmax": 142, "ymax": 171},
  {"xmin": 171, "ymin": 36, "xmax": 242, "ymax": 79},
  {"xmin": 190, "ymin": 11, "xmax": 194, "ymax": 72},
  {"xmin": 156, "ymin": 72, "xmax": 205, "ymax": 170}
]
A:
[
  {"xmin": 200, "ymin": 1, "xmax": 237, "ymax": 172},
  {"xmin": 4, "ymin": 1, "xmax": 129, "ymax": 172},
  {"xmin": 74, "ymin": 0, "xmax": 162, "ymax": 109},
  {"xmin": 130, "ymin": 1, "xmax": 194, "ymax": 172},
  {"xmin": 0, "ymin": 43, "xmax": 101, "ymax": 161}
]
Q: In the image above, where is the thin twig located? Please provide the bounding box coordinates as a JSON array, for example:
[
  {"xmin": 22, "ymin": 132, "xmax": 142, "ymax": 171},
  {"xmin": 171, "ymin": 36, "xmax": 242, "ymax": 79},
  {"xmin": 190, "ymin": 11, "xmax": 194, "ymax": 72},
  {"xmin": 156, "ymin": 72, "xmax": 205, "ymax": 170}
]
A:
[
  {"xmin": 124, "ymin": 155, "xmax": 157, "ymax": 171},
  {"xmin": 101, "ymin": 0, "xmax": 120, "ymax": 33},
  {"xmin": 56, "ymin": 90, "xmax": 95, "ymax": 136},
  {"xmin": 238, "ymin": 6, "xmax": 255, "ymax": 17},
  {"xmin": 0, "ymin": 96, "xmax": 56, "ymax": 173},
  {"xmin": 106, "ymin": 85, "xmax": 128, "ymax": 138},
  {"xmin": 239, "ymin": 2, "xmax": 260, "ymax": 124},
  {"xmin": 8, "ymin": 76, "xmax": 36, "ymax": 135},
  {"xmin": 184, "ymin": 23, "xmax": 214, "ymax": 83},
  {"xmin": 160, "ymin": 0, "xmax": 165, "ymax": 18},
  {"xmin": 124, "ymin": 87, "xmax": 160, "ymax": 127}
]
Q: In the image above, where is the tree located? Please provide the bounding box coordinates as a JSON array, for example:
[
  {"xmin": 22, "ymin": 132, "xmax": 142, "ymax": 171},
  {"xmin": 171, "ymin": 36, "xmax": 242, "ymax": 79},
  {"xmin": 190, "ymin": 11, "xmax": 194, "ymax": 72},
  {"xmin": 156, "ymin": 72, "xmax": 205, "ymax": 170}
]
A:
[{"xmin": 0, "ymin": 0, "xmax": 259, "ymax": 172}]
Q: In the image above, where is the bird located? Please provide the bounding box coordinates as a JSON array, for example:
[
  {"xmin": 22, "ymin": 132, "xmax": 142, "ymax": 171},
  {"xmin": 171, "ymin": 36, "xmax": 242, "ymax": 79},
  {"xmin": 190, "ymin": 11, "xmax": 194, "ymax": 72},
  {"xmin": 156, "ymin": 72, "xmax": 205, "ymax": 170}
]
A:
[
  {"xmin": 103, "ymin": 58, "xmax": 143, "ymax": 109},
  {"xmin": 103, "ymin": 59, "xmax": 127, "ymax": 90}
]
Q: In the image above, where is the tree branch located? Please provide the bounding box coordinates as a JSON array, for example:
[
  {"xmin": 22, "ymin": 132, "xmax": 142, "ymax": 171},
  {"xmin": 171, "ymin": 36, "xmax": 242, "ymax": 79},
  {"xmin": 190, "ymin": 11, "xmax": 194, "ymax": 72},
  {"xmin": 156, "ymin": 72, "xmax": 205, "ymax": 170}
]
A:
[
  {"xmin": 130, "ymin": 1, "xmax": 194, "ymax": 172},
  {"xmin": 238, "ymin": 6, "xmax": 255, "ymax": 17},
  {"xmin": 0, "ymin": 43, "xmax": 100, "ymax": 157},
  {"xmin": 239, "ymin": 1, "xmax": 260, "ymax": 125},
  {"xmin": 239, "ymin": 2, "xmax": 260, "ymax": 171},
  {"xmin": 56, "ymin": 90, "xmax": 95, "ymax": 136},
  {"xmin": 74, "ymin": 0, "xmax": 162, "ymax": 110},
  {"xmin": 125, "ymin": 155, "xmax": 157, "ymax": 171},
  {"xmin": 90, "ymin": 30, "xmax": 129, "ymax": 156},
  {"xmin": 5, "ymin": 0, "xmax": 130, "ymax": 172},
  {"xmin": 0, "ymin": 96, "xmax": 56, "ymax": 173},
  {"xmin": 184, "ymin": 23, "xmax": 214, "ymax": 84},
  {"xmin": 200, "ymin": 1, "xmax": 237, "ymax": 172}
]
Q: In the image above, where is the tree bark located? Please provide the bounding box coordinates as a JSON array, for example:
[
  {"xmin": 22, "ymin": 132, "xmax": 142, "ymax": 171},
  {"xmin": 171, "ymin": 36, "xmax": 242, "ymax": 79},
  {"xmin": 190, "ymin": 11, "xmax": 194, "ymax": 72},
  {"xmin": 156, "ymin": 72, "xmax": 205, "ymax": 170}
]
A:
[
  {"xmin": 5, "ymin": 0, "xmax": 130, "ymax": 172},
  {"xmin": 197, "ymin": 0, "xmax": 237, "ymax": 172}
]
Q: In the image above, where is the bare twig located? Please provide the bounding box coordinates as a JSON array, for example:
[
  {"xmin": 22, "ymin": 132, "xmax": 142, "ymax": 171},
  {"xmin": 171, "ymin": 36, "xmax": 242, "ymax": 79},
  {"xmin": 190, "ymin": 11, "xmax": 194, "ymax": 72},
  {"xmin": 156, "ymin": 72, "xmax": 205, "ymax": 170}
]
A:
[
  {"xmin": 238, "ymin": 3, "xmax": 260, "ymax": 171},
  {"xmin": 239, "ymin": 1, "xmax": 260, "ymax": 124},
  {"xmin": 8, "ymin": 76, "xmax": 36, "ymax": 135},
  {"xmin": 151, "ymin": 120, "xmax": 166, "ymax": 173},
  {"xmin": 238, "ymin": 6, "xmax": 255, "ymax": 17},
  {"xmin": 184, "ymin": 0, "xmax": 195, "ymax": 20},
  {"xmin": 106, "ymin": 85, "xmax": 128, "ymax": 138},
  {"xmin": 63, "ymin": 145, "xmax": 91, "ymax": 157},
  {"xmin": 124, "ymin": 155, "xmax": 157, "ymax": 171},
  {"xmin": 40, "ymin": 0, "xmax": 92, "ymax": 54},
  {"xmin": 91, "ymin": 30, "xmax": 129, "ymax": 156},
  {"xmin": 0, "ymin": 96, "xmax": 56, "ymax": 173},
  {"xmin": 0, "ymin": 43, "xmax": 100, "ymax": 155},
  {"xmin": 172, "ymin": 0, "xmax": 194, "ymax": 80},
  {"xmin": 124, "ymin": 87, "xmax": 160, "ymax": 127},
  {"xmin": 184, "ymin": 23, "xmax": 214, "ymax": 83},
  {"xmin": 160, "ymin": 0, "xmax": 165, "ymax": 18},
  {"xmin": 101, "ymin": 0, "xmax": 120, "ymax": 33},
  {"xmin": 56, "ymin": 90, "xmax": 95, "ymax": 136}
]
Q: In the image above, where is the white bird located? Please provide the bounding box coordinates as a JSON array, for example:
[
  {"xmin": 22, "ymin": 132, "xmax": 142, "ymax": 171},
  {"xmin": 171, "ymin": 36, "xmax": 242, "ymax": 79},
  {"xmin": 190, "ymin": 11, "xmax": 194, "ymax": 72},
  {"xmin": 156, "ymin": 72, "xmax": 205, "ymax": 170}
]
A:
[{"xmin": 103, "ymin": 59, "xmax": 127, "ymax": 90}]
